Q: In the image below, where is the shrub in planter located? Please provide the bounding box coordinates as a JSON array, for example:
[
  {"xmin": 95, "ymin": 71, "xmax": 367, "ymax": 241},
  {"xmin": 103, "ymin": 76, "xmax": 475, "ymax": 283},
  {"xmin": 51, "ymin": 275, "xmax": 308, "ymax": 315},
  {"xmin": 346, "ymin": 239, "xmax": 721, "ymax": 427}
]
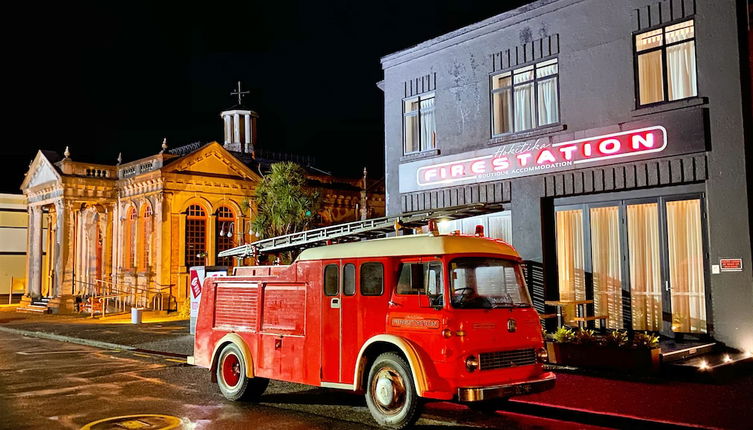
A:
[{"xmin": 546, "ymin": 329, "xmax": 660, "ymax": 374}]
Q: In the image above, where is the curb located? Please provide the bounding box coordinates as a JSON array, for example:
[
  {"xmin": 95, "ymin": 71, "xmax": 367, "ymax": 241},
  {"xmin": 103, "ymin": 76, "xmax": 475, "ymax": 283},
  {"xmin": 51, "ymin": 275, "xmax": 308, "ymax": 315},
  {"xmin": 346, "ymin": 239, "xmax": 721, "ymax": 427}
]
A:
[{"xmin": 0, "ymin": 326, "xmax": 189, "ymax": 359}]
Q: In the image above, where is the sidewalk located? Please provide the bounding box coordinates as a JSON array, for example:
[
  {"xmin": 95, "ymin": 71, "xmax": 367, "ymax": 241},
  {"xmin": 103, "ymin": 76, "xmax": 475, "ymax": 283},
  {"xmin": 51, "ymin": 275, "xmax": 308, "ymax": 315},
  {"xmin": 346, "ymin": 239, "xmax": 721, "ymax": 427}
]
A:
[
  {"xmin": 1, "ymin": 307, "xmax": 751, "ymax": 429},
  {"xmin": 0, "ymin": 306, "xmax": 193, "ymax": 356}
]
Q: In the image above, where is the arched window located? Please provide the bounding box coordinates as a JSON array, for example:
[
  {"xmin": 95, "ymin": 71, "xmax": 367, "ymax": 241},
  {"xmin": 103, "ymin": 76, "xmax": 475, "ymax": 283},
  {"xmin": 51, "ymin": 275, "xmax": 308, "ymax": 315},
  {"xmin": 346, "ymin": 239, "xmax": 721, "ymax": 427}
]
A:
[
  {"xmin": 185, "ymin": 204, "xmax": 207, "ymax": 268},
  {"xmin": 140, "ymin": 204, "xmax": 153, "ymax": 271},
  {"xmin": 125, "ymin": 206, "xmax": 137, "ymax": 269},
  {"xmin": 215, "ymin": 206, "xmax": 236, "ymax": 263}
]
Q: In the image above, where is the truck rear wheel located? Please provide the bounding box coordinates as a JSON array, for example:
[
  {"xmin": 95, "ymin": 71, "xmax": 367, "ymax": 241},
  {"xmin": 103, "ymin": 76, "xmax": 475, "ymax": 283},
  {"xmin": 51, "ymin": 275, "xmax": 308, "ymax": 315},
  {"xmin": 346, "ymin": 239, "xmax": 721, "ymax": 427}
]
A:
[
  {"xmin": 365, "ymin": 352, "xmax": 421, "ymax": 429},
  {"xmin": 216, "ymin": 343, "xmax": 268, "ymax": 401}
]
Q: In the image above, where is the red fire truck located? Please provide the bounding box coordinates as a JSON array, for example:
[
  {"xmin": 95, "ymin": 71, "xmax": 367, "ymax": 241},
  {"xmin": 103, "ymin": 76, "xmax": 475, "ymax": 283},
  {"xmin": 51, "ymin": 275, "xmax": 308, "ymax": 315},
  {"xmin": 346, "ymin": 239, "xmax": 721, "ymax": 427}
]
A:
[{"xmin": 193, "ymin": 228, "xmax": 555, "ymax": 429}]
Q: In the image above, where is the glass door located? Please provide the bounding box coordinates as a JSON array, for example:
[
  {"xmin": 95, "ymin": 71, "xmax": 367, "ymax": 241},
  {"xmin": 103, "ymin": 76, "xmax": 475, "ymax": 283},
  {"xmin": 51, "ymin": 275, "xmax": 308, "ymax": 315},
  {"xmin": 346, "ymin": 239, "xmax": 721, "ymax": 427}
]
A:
[
  {"xmin": 665, "ymin": 198, "xmax": 707, "ymax": 334},
  {"xmin": 626, "ymin": 202, "xmax": 663, "ymax": 332},
  {"xmin": 555, "ymin": 196, "xmax": 708, "ymax": 336},
  {"xmin": 589, "ymin": 206, "xmax": 623, "ymax": 329}
]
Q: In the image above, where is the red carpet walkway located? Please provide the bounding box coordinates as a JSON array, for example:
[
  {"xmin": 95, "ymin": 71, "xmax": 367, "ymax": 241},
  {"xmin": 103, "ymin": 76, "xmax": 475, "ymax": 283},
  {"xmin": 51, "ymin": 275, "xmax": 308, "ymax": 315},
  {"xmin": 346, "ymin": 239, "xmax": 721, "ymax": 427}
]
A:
[{"xmin": 512, "ymin": 372, "xmax": 753, "ymax": 430}]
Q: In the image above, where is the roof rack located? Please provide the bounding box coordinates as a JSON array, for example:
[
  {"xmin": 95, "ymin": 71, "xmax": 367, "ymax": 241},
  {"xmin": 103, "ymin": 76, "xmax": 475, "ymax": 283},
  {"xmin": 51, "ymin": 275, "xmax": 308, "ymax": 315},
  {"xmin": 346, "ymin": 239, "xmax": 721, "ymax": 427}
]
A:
[{"xmin": 218, "ymin": 203, "xmax": 504, "ymax": 258}]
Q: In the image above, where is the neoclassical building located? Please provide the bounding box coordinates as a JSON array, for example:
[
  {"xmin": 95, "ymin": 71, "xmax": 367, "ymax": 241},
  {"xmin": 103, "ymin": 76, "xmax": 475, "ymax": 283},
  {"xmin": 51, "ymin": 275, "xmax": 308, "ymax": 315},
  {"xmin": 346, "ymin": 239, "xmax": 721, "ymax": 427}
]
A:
[{"xmin": 19, "ymin": 100, "xmax": 384, "ymax": 313}]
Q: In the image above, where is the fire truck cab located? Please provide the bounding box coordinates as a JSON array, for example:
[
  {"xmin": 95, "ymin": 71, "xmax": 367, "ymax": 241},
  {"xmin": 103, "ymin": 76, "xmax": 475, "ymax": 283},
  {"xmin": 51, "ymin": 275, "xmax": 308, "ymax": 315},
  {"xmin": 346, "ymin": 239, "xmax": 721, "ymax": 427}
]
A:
[{"xmin": 193, "ymin": 231, "xmax": 555, "ymax": 429}]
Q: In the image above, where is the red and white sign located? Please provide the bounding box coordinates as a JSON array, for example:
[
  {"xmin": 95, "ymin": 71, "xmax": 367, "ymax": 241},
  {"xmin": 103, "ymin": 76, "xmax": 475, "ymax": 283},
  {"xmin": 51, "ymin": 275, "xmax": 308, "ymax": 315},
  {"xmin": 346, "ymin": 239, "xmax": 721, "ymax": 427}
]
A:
[
  {"xmin": 417, "ymin": 126, "xmax": 667, "ymax": 187},
  {"xmin": 190, "ymin": 269, "xmax": 202, "ymax": 299},
  {"xmin": 720, "ymin": 258, "xmax": 743, "ymax": 272}
]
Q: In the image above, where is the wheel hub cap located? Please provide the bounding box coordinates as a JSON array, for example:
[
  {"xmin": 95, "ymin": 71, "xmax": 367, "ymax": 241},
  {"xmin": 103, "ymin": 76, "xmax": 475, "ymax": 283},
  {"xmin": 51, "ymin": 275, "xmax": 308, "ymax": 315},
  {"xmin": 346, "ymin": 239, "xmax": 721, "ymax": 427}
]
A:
[{"xmin": 375, "ymin": 377, "xmax": 394, "ymax": 406}]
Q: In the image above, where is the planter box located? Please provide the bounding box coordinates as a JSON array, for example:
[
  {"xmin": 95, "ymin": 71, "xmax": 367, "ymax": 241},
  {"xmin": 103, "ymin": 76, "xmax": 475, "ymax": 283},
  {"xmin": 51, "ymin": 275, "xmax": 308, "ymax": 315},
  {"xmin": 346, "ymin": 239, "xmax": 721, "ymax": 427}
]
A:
[{"xmin": 547, "ymin": 341, "xmax": 660, "ymax": 374}]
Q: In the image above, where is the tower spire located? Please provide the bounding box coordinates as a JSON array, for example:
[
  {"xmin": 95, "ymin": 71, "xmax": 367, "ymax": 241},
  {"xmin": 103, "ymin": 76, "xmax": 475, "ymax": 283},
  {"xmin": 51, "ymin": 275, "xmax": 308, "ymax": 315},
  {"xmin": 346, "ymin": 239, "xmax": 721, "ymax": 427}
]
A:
[{"xmin": 230, "ymin": 81, "xmax": 249, "ymax": 106}]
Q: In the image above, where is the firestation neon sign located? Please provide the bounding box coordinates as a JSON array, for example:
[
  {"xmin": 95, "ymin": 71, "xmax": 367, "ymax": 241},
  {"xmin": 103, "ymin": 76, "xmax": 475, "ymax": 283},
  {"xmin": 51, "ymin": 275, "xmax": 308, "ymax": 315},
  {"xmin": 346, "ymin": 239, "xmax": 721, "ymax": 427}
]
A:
[{"xmin": 417, "ymin": 126, "xmax": 667, "ymax": 186}]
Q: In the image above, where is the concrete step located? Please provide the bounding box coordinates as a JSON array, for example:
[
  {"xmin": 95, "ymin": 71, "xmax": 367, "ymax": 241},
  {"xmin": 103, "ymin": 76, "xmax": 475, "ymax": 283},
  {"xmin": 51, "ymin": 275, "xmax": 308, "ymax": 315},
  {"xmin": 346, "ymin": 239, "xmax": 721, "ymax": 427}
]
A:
[
  {"xmin": 664, "ymin": 348, "xmax": 753, "ymax": 382},
  {"xmin": 16, "ymin": 305, "xmax": 50, "ymax": 314},
  {"xmin": 661, "ymin": 342, "xmax": 717, "ymax": 363}
]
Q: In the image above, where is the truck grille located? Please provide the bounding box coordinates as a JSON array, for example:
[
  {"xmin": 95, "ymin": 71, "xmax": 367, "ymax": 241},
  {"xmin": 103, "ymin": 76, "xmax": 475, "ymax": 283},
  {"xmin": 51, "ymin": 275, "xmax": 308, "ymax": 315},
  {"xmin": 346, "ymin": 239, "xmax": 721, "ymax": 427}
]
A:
[{"xmin": 479, "ymin": 349, "xmax": 536, "ymax": 370}]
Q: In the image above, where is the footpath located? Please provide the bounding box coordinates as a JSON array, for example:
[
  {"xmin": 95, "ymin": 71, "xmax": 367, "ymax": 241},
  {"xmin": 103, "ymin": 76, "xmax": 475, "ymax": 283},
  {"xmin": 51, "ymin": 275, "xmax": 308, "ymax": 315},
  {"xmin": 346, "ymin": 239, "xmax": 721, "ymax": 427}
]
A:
[{"xmin": 1, "ymin": 306, "xmax": 751, "ymax": 430}]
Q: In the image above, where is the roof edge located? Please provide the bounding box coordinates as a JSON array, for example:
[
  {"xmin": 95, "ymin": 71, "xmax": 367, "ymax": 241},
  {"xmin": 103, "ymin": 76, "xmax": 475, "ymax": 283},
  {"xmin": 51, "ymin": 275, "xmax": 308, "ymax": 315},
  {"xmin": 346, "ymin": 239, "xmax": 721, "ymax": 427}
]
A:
[{"xmin": 380, "ymin": 0, "xmax": 569, "ymax": 69}]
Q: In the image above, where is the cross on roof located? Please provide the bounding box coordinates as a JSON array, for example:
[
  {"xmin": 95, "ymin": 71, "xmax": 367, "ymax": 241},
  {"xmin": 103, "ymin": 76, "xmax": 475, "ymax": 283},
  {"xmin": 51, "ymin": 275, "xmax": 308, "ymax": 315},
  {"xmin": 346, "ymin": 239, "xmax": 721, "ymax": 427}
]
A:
[{"xmin": 230, "ymin": 81, "xmax": 249, "ymax": 106}]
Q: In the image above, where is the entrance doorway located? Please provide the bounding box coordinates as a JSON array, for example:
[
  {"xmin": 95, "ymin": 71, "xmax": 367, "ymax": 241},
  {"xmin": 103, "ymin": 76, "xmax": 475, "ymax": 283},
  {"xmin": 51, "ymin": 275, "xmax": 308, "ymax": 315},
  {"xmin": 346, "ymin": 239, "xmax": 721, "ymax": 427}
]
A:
[{"xmin": 555, "ymin": 196, "xmax": 708, "ymax": 336}]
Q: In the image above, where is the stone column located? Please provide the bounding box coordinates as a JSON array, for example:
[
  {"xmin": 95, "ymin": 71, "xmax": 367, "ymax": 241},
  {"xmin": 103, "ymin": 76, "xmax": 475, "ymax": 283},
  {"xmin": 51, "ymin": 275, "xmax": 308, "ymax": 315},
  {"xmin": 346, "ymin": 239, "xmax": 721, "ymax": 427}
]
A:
[
  {"xmin": 233, "ymin": 113, "xmax": 241, "ymax": 144},
  {"xmin": 207, "ymin": 213, "xmax": 216, "ymax": 266},
  {"xmin": 244, "ymin": 114, "xmax": 251, "ymax": 149},
  {"xmin": 24, "ymin": 206, "xmax": 43, "ymax": 300},
  {"xmin": 224, "ymin": 115, "xmax": 232, "ymax": 144},
  {"xmin": 47, "ymin": 200, "xmax": 77, "ymax": 313}
]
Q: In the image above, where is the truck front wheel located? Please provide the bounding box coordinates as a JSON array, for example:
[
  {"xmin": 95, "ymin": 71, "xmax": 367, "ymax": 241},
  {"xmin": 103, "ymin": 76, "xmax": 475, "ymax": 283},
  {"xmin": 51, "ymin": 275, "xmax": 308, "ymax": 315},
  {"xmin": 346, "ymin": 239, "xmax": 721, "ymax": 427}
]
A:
[
  {"xmin": 216, "ymin": 343, "xmax": 268, "ymax": 401},
  {"xmin": 365, "ymin": 352, "xmax": 421, "ymax": 429}
]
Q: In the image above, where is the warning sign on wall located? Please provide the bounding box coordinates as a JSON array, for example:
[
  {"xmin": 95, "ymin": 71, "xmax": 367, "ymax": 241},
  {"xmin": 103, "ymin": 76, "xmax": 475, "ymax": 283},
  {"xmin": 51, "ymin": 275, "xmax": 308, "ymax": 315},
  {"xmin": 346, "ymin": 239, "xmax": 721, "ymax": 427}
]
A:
[{"xmin": 719, "ymin": 258, "xmax": 743, "ymax": 272}]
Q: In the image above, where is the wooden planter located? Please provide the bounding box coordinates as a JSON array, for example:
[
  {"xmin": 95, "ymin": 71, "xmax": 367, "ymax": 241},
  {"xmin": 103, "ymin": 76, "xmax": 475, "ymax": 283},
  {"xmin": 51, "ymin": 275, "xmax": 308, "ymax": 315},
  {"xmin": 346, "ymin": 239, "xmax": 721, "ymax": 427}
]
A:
[{"xmin": 547, "ymin": 341, "xmax": 660, "ymax": 374}]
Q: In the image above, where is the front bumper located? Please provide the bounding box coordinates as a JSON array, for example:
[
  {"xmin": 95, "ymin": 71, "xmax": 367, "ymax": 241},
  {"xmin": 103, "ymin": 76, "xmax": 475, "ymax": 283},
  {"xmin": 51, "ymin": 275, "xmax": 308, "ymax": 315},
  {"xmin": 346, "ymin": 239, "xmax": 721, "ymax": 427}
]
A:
[{"xmin": 457, "ymin": 372, "xmax": 556, "ymax": 402}]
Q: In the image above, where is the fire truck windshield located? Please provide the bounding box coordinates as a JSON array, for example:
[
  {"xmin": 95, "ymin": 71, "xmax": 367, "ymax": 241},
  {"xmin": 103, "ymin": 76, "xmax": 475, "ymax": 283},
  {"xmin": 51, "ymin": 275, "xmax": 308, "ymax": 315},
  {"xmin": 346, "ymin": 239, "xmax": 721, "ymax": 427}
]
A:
[{"xmin": 449, "ymin": 257, "xmax": 532, "ymax": 309}]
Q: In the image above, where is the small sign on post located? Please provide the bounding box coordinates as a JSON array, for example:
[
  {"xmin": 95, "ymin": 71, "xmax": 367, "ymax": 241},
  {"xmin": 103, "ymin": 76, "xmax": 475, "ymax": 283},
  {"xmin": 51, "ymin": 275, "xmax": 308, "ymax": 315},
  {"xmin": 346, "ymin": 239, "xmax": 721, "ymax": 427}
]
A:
[{"xmin": 719, "ymin": 258, "xmax": 743, "ymax": 272}]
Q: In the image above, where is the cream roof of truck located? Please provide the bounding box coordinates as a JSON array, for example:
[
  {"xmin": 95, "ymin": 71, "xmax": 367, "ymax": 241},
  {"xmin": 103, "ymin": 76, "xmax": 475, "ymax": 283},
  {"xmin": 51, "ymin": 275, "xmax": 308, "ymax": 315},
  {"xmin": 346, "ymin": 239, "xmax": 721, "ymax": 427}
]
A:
[{"xmin": 296, "ymin": 234, "xmax": 520, "ymax": 261}]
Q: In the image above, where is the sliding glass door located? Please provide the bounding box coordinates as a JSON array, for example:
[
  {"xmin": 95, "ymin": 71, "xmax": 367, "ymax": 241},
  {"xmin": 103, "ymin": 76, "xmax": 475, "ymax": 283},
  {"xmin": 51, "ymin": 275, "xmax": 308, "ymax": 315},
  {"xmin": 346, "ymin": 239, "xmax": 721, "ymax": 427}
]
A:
[{"xmin": 555, "ymin": 196, "xmax": 708, "ymax": 335}]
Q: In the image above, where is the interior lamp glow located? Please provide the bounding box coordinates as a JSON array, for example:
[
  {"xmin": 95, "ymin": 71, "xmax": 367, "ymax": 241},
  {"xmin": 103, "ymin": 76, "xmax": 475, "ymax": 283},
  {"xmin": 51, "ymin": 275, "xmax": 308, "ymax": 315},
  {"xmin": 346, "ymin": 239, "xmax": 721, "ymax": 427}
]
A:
[
  {"xmin": 723, "ymin": 354, "xmax": 732, "ymax": 363},
  {"xmin": 698, "ymin": 360, "xmax": 709, "ymax": 370}
]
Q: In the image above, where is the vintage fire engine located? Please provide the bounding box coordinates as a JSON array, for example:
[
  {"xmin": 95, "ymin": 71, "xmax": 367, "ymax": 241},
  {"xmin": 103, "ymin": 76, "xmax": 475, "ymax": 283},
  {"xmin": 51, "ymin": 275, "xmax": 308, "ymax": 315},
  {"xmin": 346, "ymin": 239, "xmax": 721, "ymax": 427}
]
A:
[{"xmin": 193, "ymin": 222, "xmax": 555, "ymax": 429}]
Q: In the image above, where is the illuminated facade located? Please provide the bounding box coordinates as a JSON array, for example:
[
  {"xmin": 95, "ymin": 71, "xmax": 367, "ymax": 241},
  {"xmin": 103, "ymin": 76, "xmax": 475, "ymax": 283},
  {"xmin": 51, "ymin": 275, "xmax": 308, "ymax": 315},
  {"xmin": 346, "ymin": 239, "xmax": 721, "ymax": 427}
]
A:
[
  {"xmin": 19, "ymin": 102, "xmax": 384, "ymax": 313},
  {"xmin": 381, "ymin": 0, "xmax": 752, "ymax": 350}
]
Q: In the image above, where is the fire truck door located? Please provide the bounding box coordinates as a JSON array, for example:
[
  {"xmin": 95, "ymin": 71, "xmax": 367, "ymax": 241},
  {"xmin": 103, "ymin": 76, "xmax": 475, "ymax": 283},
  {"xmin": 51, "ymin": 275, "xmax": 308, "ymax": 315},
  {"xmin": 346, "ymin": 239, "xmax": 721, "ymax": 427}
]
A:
[
  {"xmin": 321, "ymin": 263, "xmax": 341, "ymax": 383},
  {"xmin": 321, "ymin": 261, "xmax": 357, "ymax": 384}
]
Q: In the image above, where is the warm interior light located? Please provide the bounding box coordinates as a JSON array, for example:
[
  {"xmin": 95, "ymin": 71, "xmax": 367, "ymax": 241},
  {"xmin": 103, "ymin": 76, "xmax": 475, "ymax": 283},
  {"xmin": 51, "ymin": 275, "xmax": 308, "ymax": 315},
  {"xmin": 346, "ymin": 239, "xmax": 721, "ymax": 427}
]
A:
[
  {"xmin": 745, "ymin": 351, "xmax": 752, "ymax": 358},
  {"xmin": 698, "ymin": 360, "xmax": 709, "ymax": 370},
  {"xmin": 723, "ymin": 354, "xmax": 732, "ymax": 363}
]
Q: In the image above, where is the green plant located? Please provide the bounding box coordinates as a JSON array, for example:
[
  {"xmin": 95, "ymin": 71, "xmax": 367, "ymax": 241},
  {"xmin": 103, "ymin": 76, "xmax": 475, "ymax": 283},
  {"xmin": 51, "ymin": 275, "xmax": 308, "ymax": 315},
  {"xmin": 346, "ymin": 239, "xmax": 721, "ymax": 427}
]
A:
[
  {"xmin": 603, "ymin": 330, "xmax": 629, "ymax": 347},
  {"xmin": 632, "ymin": 332, "xmax": 660, "ymax": 348},
  {"xmin": 251, "ymin": 162, "xmax": 321, "ymax": 239},
  {"xmin": 551, "ymin": 326, "xmax": 575, "ymax": 343},
  {"xmin": 574, "ymin": 328, "xmax": 598, "ymax": 345}
]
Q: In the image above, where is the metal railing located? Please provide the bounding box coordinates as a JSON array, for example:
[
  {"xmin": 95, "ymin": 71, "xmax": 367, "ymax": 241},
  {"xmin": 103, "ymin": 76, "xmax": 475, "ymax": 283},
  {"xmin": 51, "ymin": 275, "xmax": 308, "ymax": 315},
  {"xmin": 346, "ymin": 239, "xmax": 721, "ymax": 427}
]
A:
[{"xmin": 78, "ymin": 277, "xmax": 175, "ymax": 318}]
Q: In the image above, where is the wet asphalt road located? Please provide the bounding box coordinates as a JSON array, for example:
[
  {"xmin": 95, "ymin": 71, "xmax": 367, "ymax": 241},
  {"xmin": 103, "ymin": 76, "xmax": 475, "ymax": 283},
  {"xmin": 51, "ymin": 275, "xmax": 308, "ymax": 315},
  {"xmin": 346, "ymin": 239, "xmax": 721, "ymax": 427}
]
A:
[{"xmin": 0, "ymin": 331, "xmax": 608, "ymax": 430}]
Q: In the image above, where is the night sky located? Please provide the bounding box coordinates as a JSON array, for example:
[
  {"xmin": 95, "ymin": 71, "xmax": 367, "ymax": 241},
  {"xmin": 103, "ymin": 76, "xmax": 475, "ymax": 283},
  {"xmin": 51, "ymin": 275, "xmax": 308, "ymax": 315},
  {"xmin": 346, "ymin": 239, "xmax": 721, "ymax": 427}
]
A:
[{"xmin": 6, "ymin": 1, "xmax": 529, "ymax": 193}]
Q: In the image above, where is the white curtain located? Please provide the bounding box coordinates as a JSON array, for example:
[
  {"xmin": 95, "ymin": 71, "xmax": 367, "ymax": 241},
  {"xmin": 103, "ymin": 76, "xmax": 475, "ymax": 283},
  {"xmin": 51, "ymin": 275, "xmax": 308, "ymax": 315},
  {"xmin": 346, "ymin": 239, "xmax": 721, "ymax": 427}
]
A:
[
  {"xmin": 556, "ymin": 209, "xmax": 586, "ymax": 324},
  {"xmin": 514, "ymin": 83, "xmax": 534, "ymax": 131},
  {"xmin": 537, "ymin": 77, "xmax": 559, "ymax": 126},
  {"xmin": 493, "ymin": 89, "xmax": 512, "ymax": 134},
  {"xmin": 419, "ymin": 98, "xmax": 435, "ymax": 151},
  {"xmin": 666, "ymin": 199, "xmax": 706, "ymax": 333},
  {"xmin": 590, "ymin": 206, "xmax": 623, "ymax": 329},
  {"xmin": 638, "ymin": 51, "xmax": 664, "ymax": 105},
  {"xmin": 667, "ymin": 41, "xmax": 697, "ymax": 101},
  {"xmin": 627, "ymin": 204, "xmax": 662, "ymax": 331}
]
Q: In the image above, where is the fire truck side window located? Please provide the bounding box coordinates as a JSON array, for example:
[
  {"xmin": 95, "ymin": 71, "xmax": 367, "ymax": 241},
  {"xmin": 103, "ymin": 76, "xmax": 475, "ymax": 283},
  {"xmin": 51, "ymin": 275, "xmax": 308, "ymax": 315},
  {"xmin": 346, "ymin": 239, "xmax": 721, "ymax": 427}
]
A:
[
  {"xmin": 396, "ymin": 263, "xmax": 423, "ymax": 295},
  {"xmin": 343, "ymin": 263, "xmax": 356, "ymax": 296},
  {"xmin": 360, "ymin": 262, "xmax": 384, "ymax": 296},
  {"xmin": 324, "ymin": 264, "xmax": 339, "ymax": 296}
]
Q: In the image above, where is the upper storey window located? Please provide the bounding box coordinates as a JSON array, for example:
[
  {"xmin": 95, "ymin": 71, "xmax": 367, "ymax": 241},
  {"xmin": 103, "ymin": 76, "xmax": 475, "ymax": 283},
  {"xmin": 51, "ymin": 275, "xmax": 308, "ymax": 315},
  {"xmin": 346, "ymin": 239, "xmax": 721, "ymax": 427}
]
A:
[
  {"xmin": 635, "ymin": 20, "xmax": 697, "ymax": 106},
  {"xmin": 403, "ymin": 94, "xmax": 436, "ymax": 154},
  {"xmin": 491, "ymin": 58, "xmax": 559, "ymax": 136}
]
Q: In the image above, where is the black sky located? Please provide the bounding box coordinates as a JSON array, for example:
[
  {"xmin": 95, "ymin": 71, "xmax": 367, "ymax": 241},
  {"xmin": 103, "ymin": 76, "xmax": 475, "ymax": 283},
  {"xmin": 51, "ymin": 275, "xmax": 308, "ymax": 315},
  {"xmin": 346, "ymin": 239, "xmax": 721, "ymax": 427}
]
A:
[{"xmin": 6, "ymin": 1, "xmax": 529, "ymax": 193}]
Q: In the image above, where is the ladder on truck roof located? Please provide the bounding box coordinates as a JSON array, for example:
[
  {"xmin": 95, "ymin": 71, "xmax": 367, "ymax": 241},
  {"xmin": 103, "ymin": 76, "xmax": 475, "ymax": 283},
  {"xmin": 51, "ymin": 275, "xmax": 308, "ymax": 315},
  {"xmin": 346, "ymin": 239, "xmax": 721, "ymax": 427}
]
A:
[{"xmin": 217, "ymin": 203, "xmax": 504, "ymax": 258}]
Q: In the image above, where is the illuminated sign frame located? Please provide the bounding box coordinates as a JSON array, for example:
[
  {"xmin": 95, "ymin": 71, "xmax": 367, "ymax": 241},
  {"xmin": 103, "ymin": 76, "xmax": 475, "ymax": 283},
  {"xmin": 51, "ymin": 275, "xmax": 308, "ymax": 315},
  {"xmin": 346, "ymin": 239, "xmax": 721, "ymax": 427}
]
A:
[{"xmin": 415, "ymin": 126, "xmax": 667, "ymax": 187}]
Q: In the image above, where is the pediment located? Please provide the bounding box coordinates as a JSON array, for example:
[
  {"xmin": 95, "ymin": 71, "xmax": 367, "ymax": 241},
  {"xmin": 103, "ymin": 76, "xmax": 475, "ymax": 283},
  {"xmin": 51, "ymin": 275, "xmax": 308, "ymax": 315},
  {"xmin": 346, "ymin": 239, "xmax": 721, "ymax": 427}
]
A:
[
  {"xmin": 164, "ymin": 142, "xmax": 260, "ymax": 182},
  {"xmin": 20, "ymin": 151, "xmax": 62, "ymax": 191}
]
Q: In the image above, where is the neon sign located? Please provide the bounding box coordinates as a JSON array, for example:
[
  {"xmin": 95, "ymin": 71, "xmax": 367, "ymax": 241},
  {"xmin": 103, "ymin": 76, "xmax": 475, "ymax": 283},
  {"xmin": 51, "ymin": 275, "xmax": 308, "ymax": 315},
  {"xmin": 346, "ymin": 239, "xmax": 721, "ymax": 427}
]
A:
[{"xmin": 417, "ymin": 126, "xmax": 667, "ymax": 186}]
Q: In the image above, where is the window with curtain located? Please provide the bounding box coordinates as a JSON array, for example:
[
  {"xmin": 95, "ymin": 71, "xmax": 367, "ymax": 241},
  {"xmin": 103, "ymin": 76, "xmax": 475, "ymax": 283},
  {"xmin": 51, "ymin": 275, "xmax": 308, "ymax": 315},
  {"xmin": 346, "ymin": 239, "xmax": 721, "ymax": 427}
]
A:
[
  {"xmin": 555, "ymin": 209, "xmax": 586, "ymax": 324},
  {"xmin": 215, "ymin": 206, "xmax": 236, "ymax": 260},
  {"xmin": 126, "ymin": 206, "xmax": 137, "ymax": 269},
  {"xmin": 140, "ymin": 204, "xmax": 153, "ymax": 271},
  {"xmin": 627, "ymin": 203, "xmax": 663, "ymax": 331},
  {"xmin": 491, "ymin": 58, "xmax": 559, "ymax": 136},
  {"xmin": 666, "ymin": 199, "xmax": 706, "ymax": 334},
  {"xmin": 185, "ymin": 204, "xmax": 207, "ymax": 268},
  {"xmin": 635, "ymin": 20, "xmax": 697, "ymax": 106},
  {"xmin": 403, "ymin": 94, "xmax": 436, "ymax": 154},
  {"xmin": 590, "ymin": 206, "xmax": 623, "ymax": 329}
]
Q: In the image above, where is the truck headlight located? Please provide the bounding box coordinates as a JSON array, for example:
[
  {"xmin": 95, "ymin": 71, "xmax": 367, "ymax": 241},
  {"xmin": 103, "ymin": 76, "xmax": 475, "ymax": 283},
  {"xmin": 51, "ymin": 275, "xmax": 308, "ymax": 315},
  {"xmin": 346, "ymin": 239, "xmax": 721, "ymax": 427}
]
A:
[
  {"xmin": 536, "ymin": 347, "xmax": 549, "ymax": 363},
  {"xmin": 465, "ymin": 355, "xmax": 479, "ymax": 372}
]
